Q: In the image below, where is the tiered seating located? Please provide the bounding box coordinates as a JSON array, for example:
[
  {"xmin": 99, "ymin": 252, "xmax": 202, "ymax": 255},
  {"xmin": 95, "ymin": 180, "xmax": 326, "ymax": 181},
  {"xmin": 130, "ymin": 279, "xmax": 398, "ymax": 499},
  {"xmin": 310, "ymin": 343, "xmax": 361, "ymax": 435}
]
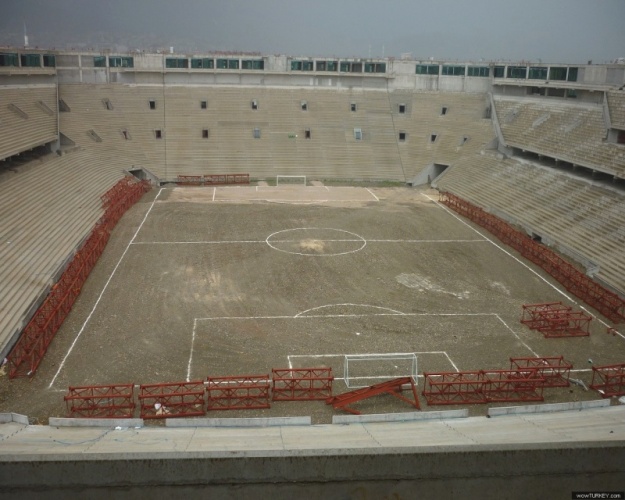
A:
[
  {"xmin": 607, "ymin": 91, "xmax": 625, "ymax": 130},
  {"xmin": 59, "ymin": 84, "xmax": 166, "ymax": 174},
  {"xmin": 0, "ymin": 149, "xmax": 127, "ymax": 355},
  {"xmin": 0, "ymin": 86, "xmax": 58, "ymax": 160},
  {"xmin": 58, "ymin": 85, "xmax": 495, "ymax": 182},
  {"xmin": 390, "ymin": 92, "xmax": 494, "ymax": 180},
  {"xmin": 494, "ymin": 97, "xmax": 625, "ymax": 178},
  {"xmin": 437, "ymin": 153, "xmax": 625, "ymax": 294}
]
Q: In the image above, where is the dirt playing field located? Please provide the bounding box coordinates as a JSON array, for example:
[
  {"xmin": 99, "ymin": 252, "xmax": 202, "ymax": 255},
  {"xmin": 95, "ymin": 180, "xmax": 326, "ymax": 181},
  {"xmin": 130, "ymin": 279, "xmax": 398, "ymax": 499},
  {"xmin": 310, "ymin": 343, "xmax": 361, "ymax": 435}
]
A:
[{"xmin": 1, "ymin": 185, "xmax": 623, "ymax": 424}]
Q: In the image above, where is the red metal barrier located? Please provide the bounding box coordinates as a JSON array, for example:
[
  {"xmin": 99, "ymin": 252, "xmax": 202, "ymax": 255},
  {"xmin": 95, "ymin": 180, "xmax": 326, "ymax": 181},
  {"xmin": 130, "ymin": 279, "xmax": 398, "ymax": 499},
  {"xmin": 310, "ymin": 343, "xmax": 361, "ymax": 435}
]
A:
[
  {"xmin": 64, "ymin": 384, "xmax": 135, "ymax": 418},
  {"xmin": 521, "ymin": 302, "xmax": 591, "ymax": 338},
  {"xmin": 7, "ymin": 177, "xmax": 151, "ymax": 378},
  {"xmin": 139, "ymin": 381, "xmax": 206, "ymax": 419},
  {"xmin": 206, "ymin": 375, "xmax": 271, "ymax": 410},
  {"xmin": 175, "ymin": 174, "xmax": 250, "ymax": 186},
  {"xmin": 510, "ymin": 357, "xmax": 572, "ymax": 387},
  {"xmin": 439, "ymin": 191, "xmax": 625, "ymax": 324},
  {"xmin": 204, "ymin": 174, "xmax": 249, "ymax": 186},
  {"xmin": 177, "ymin": 175, "xmax": 203, "ymax": 185},
  {"xmin": 481, "ymin": 369, "xmax": 544, "ymax": 402},
  {"xmin": 590, "ymin": 363, "xmax": 625, "ymax": 398},
  {"xmin": 422, "ymin": 371, "xmax": 487, "ymax": 405},
  {"xmin": 326, "ymin": 377, "xmax": 420, "ymax": 415},
  {"xmin": 271, "ymin": 368, "xmax": 334, "ymax": 401}
]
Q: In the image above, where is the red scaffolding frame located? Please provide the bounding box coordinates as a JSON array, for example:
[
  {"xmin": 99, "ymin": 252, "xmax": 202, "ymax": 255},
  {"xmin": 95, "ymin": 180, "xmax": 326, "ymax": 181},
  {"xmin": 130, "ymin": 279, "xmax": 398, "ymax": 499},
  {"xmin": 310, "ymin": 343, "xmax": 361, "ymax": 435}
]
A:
[
  {"xmin": 510, "ymin": 356, "xmax": 572, "ymax": 387},
  {"xmin": 440, "ymin": 191, "xmax": 625, "ymax": 324},
  {"xmin": 590, "ymin": 363, "xmax": 625, "ymax": 398},
  {"xmin": 64, "ymin": 384, "xmax": 135, "ymax": 418},
  {"xmin": 176, "ymin": 174, "xmax": 250, "ymax": 186},
  {"xmin": 481, "ymin": 369, "xmax": 545, "ymax": 402},
  {"xmin": 7, "ymin": 177, "xmax": 150, "ymax": 378},
  {"xmin": 206, "ymin": 375, "xmax": 271, "ymax": 410},
  {"xmin": 326, "ymin": 377, "xmax": 420, "ymax": 415},
  {"xmin": 422, "ymin": 371, "xmax": 487, "ymax": 405},
  {"xmin": 271, "ymin": 368, "xmax": 334, "ymax": 401},
  {"xmin": 521, "ymin": 302, "xmax": 591, "ymax": 338},
  {"xmin": 139, "ymin": 381, "xmax": 206, "ymax": 419}
]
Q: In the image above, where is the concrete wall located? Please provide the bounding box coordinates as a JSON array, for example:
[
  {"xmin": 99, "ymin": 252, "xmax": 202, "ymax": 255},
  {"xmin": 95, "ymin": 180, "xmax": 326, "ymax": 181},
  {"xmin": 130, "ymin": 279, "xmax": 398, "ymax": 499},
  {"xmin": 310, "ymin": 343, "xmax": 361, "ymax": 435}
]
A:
[{"xmin": 2, "ymin": 442, "xmax": 624, "ymax": 499}]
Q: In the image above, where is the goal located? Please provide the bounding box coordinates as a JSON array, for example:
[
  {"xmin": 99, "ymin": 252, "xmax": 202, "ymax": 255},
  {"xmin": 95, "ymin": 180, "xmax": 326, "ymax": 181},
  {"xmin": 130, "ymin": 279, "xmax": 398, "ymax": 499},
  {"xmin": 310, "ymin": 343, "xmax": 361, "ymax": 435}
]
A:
[
  {"xmin": 276, "ymin": 175, "xmax": 306, "ymax": 186},
  {"xmin": 343, "ymin": 353, "xmax": 418, "ymax": 388}
]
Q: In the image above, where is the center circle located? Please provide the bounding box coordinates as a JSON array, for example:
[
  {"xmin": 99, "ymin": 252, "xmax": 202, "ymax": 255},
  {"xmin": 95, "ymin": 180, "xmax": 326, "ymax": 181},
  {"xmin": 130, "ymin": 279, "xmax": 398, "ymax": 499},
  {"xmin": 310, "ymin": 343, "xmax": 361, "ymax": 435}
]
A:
[{"xmin": 265, "ymin": 228, "xmax": 366, "ymax": 256}]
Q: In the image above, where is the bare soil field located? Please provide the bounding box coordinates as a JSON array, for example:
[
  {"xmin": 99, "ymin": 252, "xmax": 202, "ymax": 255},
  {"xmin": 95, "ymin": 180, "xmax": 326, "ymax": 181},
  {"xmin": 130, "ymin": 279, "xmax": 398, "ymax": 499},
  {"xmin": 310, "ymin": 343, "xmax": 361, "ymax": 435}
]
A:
[{"xmin": 1, "ymin": 185, "xmax": 622, "ymax": 424}]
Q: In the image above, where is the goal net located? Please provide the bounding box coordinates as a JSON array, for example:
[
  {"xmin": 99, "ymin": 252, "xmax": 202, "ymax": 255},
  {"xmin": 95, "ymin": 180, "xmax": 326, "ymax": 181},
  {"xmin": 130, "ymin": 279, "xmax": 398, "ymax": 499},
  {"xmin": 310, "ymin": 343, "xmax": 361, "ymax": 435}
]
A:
[
  {"xmin": 343, "ymin": 353, "xmax": 418, "ymax": 388},
  {"xmin": 276, "ymin": 175, "xmax": 306, "ymax": 186}
]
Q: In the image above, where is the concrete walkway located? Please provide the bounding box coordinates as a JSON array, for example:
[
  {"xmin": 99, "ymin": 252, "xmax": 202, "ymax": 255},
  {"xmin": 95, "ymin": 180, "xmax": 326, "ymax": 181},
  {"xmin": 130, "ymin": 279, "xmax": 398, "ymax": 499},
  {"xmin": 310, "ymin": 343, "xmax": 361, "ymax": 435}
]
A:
[{"xmin": 1, "ymin": 405, "xmax": 624, "ymax": 458}]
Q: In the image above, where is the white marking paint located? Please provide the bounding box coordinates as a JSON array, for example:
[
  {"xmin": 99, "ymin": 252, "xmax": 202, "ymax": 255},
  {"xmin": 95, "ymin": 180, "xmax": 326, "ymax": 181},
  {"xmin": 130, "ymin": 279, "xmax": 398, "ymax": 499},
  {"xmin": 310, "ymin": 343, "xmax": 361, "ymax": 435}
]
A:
[
  {"xmin": 186, "ymin": 319, "xmax": 198, "ymax": 382},
  {"xmin": 365, "ymin": 188, "xmax": 379, "ymax": 201},
  {"xmin": 265, "ymin": 228, "xmax": 367, "ymax": 257},
  {"xmin": 49, "ymin": 188, "xmax": 164, "ymax": 389}
]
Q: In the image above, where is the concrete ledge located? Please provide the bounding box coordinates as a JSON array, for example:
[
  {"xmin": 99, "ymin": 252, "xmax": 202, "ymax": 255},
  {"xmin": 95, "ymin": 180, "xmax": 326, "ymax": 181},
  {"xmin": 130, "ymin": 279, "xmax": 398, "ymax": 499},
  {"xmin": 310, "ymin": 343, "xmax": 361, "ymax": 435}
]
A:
[
  {"xmin": 49, "ymin": 417, "xmax": 144, "ymax": 428},
  {"xmin": 332, "ymin": 409, "xmax": 468, "ymax": 424},
  {"xmin": 166, "ymin": 416, "xmax": 312, "ymax": 427},
  {"xmin": 488, "ymin": 399, "xmax": 610, "ymax": 417},
  {"xmin": 0, "ymin": 413, "xmax": 29, "ymax": 425}
]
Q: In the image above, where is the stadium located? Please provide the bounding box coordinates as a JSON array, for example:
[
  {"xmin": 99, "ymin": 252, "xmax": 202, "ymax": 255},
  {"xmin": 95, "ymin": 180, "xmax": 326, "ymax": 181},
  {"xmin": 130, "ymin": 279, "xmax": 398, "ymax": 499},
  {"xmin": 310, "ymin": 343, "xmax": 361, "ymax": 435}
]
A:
[{"xmin": 1, "ymin": 46, "xmax": 624, "ymax": 496}]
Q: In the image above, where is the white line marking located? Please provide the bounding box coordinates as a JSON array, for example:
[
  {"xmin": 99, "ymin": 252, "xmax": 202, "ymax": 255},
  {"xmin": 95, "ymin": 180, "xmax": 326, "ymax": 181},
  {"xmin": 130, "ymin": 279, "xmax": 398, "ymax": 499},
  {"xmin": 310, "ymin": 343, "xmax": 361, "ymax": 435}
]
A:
[
  {"xmin": 266, "ymin": 227, "xmax": 367, "ymax": 257},
  {"xmin": 212, "ymin": 187, "xmax": 216, "ymax": 202},
  {"xmin": 494, "ymin": 314, "xmax": 539, "ymax": 358},
  {"xmin": 443, "ymin": 352, "xmax": 460, "ymax": 372},
  {"xmin": 131, "ymin": 238, "xmax": 486, "ymax": 245},
  {"xmin": 196, "ymin": 312, "xmax": 500, "ymax": 321},
  {"xmin": 365, "ymin": 188, "xmax": 379, "ymax": 202},
  {"xmin": 324, "ymin": 185, "xmax": 330, "ymax": 192},
  {"xmin": 424, "ymin": 193, "xmax": 620, "ymax": 333},
  {"xmin": 186, "ymin": 319, "xmax": 198, "ymax": 382},
  {"xmin": 48, "ymin": 188, "xmax": 164, "ymax": 389},
  {"xmin": 294, "ymin": 303, "xmax": 406, "ymax": 318},
  {"xmin": 256, "ymin": 186, "xmax": 258, "ymax": 192}
]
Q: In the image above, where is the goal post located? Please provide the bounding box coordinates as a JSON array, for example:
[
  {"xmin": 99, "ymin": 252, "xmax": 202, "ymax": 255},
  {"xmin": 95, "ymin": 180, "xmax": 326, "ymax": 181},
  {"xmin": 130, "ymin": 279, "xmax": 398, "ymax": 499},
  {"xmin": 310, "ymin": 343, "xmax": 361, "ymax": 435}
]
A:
[
  {"xmin": 343, "ymin": 353, "xmax": 418, "ymax": 388},
  {"xmin": 276, "ymin": 175, "xmax": 306, "ymax": 186}
]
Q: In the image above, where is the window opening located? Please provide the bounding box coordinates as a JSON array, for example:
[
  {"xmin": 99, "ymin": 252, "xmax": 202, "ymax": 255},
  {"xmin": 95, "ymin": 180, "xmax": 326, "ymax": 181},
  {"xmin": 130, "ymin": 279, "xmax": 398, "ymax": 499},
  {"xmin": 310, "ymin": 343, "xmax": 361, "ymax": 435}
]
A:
[
  {"xmin": 149, "ymin": 100, "xmax": 156, "ymax": 110},
  {"xmin": 301, "ymin": 101, "xmax": 308, "ymax": 111},
  {"xmin": 202, "ymin": 129, "xmax": 209, "ymax": 139},
  {"xmin": 58, "ymin": 99, "xmax": 70, "ymax": 112},
  {"xmin": 350, "ymin": 103, "xmax": 357, "ymax": 112},
  {"xmin": 102, "ymin": 98, "xmax": 114, "ymax": 110},
  {"xmin": 7, "ymin": 104, "xmax": 28, "ymax": 119},
  {"xmin": 399, "ymin": 104, "xmax": 406, "ymax": 114},
  {"xmin": 441, "ymin": 106, "xmax": 448, "ymax": 115},
  {"xmin": 36, "ymin": 101, "xmax": 54, "ymax": 116},
  {"xmin": 305, "ymin": 129, "xmax": 311, "ymax": 139},
  {"xmin": 354, "ymin": 128, "xmax": 362, "ymax": 141},
  {"xmin": 251, "ymin": 100, "xmax": 258, "ymax": 110},
  {"xmin": 200, "ymin": 100, "xmax": 207, "ymax": 109},
  {"xmin": 430, "ymin": 133, "xmax": 438, "ymax": 143},
  {"xmin": 87, "ymin": 129, "xmax": 102, "ymax": 142},
  {"xmin": 398, "ymin": 131, "xmax": 407, "ymax": 142},
  {"xmin": 416, "ymin": 64, "xmax": 439, "ymax": 75},
  {"xmin": 155, "ymin": 129, "xmax": 162, "ymax": 139},
  {"xmin": 121, "ymin": 129, "xmax": 131, "ymax": 140},
  {"xmin": 253, "ymin": 128, "xmax": 261, "ymax": 139}
]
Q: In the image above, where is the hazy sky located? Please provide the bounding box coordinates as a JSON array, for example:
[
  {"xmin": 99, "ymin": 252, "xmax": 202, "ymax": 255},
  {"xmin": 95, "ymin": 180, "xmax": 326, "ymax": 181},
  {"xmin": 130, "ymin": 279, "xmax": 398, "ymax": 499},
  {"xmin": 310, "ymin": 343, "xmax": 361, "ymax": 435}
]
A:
[{"xmin": 1, "ymin": 0, "xmax": 624, "ymax": 63}]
